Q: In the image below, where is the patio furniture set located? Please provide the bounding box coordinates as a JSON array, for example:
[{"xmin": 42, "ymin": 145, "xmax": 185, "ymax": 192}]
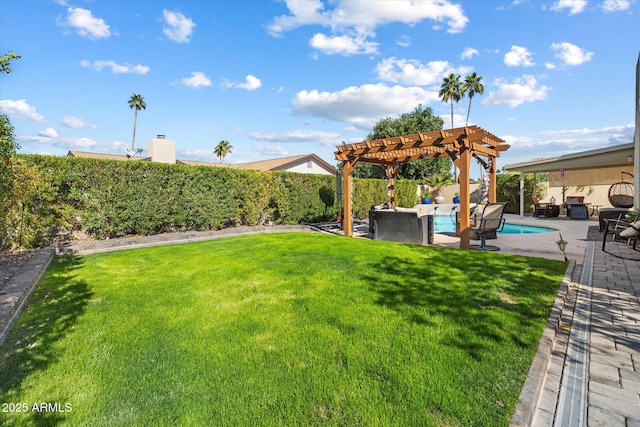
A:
[
  {"xmin": 369, "ymin": 202, "xmax": 508, "ymax": 251},
  {"xmin": 532, "ymin": 196, "xmax": 600, "ymax": 220}
]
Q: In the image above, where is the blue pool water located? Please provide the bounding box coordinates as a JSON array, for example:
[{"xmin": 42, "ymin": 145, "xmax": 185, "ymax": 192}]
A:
[{"xmin": 433, "ymin": 216, "xmax": 554, "ymax": 234}]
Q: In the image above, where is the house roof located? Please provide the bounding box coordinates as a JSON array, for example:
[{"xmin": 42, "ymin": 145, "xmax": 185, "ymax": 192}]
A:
[
  {"xmin": 67, "ymin": 150, "xmax": 151, "ymax": 161},
  {"xmin": 502, "ymin": 143, "xmax": 634, "ymax": 174},
  {"xmin": 230, "ymin": 154, "xmax": 337, "ymax": 174},
  {"xmin": 67, "ymin": 151, "xmax": 337, "ymax": 174}
]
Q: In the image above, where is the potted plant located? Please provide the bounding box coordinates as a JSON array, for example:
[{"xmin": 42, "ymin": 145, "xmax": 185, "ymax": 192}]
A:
[
  {"xmin": 625, "ymin": 208, "xmax": 640, "ymax": 222},
  {"xmin": 453, "ymin": 192, "xmax": 460, "ymax": 204},
  {"xmin": 421, "ymin": 189, "xmax": 431, "ymax": 204},
  {"xmin": 423, "ymin": 173, "xmax": 453, "ymax": 204}
]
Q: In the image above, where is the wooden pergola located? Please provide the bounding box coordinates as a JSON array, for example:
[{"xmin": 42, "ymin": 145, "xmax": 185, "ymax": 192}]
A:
[{"xmin": 334, "ymin": 126, "xmax": 509, "ymax": 249}]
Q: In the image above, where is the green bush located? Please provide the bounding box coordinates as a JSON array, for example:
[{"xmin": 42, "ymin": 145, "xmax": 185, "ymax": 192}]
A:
[
  {"xmin": 496, "ymin": 173, "xmax": 545, "ymax": 214},
  {"xmin": 350, "ymin": 178, "xmax": 420, "ymax": 219},
  {"xmin": 8, "ymin": 155, "xmax": 422, "ymax": 246},
  {"xmin": 9, "ymin": 156, "xmax": 342, "ymax": 245}
]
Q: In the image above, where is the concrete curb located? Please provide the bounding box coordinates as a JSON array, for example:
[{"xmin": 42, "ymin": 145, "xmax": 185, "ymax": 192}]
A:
[
  {"xmin": 509, "ymin": 260, "xmax": 577, "ymax": 426},
  {"xmin": 54, "ymin": 225, "xmax": 312, "ymax": 256},
  {"xmin": 0, "ymin": 248, "xmax": 54, "ymax": 347}
]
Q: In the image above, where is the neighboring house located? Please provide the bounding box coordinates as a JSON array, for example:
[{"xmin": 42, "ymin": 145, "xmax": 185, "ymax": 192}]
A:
[
  {"xmin": 67, "ymin": 136, "xmax": 337, "ymax": 176},
  {"xmin": 67, "ymin": 151, "xmax": 151, "ymax": 162}
]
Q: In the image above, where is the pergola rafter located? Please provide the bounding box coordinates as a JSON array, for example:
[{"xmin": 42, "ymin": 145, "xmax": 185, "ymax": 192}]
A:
[{"xmin": 335, "ymin": 125, "xmax": 509, "ymax": 249}]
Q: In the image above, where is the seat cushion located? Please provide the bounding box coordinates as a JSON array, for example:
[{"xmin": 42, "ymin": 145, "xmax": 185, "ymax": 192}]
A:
[{"xmin": 620, "ymin": 221, "xmax": 640, "ymax": 238}]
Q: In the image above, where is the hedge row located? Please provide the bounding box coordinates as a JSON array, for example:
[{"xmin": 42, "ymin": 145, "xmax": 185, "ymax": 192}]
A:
[{"xmin": 11, "ymin": 155, "xmax": 421, "ymax": 246}]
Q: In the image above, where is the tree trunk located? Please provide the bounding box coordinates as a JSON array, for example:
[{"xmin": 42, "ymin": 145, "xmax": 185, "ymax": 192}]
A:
[
  {"xmin": 450, "ymin": 100, "xmax": 454, "ymax": 129},
  {"xmin": 131, "ymin": 109, "xmax": 138, "ymax": 151}
]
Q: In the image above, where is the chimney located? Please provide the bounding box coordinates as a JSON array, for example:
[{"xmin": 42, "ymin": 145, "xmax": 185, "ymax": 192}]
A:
[{"xmin": 148, "ymin": 135, "xmax": 176, "ymax": 164}]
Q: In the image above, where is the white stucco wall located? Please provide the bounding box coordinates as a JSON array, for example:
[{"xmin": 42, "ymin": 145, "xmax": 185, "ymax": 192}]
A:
[{"xmin": 283, "ymin": 160, "xmax": 334, "ymax": 175}]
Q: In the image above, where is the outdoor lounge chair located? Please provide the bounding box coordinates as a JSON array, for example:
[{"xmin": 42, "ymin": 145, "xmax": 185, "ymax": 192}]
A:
[
  {"xmin": 470, "ymin": 202, "xmax": 508, "ymax": 251},
  {"xmin": 532, "ymin": 196, "xmax": 550, "ymax": 217},
  {"xmin": 602, "ymin": 218, "xmax": 640, "ymax": 252}
]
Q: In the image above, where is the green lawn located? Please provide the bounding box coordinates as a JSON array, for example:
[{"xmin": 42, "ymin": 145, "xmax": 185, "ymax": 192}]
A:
[{"xmin": 0, "ymin": 233, "xmax": 566, "ymax": 426}]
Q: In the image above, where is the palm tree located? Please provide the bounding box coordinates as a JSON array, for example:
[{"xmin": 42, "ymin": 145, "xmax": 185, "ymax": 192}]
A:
[
  {"xmin": 214, "ymin": 140, "xmax": 233, "ymax": 163},
  {"xmin": 464, "ymin": 72, "xmax": 484, "ymax": 126},
  {"xmin": 128, "ymin": 94, "xmax": 146, "ymax": 151},
  {"xmin": 439, "ymin": 73, "xmax": 464, "ymax": 129}
]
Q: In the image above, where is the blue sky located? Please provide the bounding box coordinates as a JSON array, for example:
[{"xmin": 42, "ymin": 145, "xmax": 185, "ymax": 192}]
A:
[{"xmin": 1, "ymin": 0, "xmax": 638, "ymax": 178}]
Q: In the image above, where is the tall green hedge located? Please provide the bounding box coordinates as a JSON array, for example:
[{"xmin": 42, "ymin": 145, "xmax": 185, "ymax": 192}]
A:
[
  {"xmin": 5, "ymin": 155, "xmax": 425, "ymax": 247},
  {"xmin": 351, "ymin": 178, "xmax": 420, "ymax": 218}
]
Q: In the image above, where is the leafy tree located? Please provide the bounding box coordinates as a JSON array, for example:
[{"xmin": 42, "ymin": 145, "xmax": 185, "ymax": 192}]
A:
[
  {"xmin": 464, "ymin": 72, "xmax": 484, "ymax": 126},
  {"xmin": 354, "ymin": 105, "xmax": 450, "ymax": 180},
  {"xmin": 214, "ymin": 140, "xmax": 233, "ymax": 163},
  {"xmin": 439, "ymin": 73, "xmax": 464, "ymax": 129},
  {"xmin": 128, "ymin": 93, "xmax": 146, "ymax": 151},
  {"xmin": 0, "ymin": 51, "xmax": 21, "ymax": 74},
  {"xmin": 423, "ymin": 173, "xmax": 454, "ymax": 199},
  {"xmin": 0, "ymin": 51, "xmax": 21, "ymax": 246}
]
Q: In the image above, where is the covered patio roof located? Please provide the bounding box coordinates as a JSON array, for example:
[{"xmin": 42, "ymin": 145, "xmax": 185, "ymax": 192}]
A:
[
  {"xmin": 503, "ymin": 143, "xmax": 634, "ymax": 174},
  {"xmin": 335, "ymin": 126, "xmax": 510, "ymax": 249}
]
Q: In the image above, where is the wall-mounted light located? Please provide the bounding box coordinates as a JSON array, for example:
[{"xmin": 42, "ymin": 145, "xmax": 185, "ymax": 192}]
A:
[{"xmin": 628, "ymin": 154, "xmax": 634, "ymax": 163}]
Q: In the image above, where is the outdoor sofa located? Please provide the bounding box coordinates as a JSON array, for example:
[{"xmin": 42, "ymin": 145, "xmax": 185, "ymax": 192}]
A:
[{"xmin": 370, "ymin": 208, "xmax": 434, "ymax": 245}]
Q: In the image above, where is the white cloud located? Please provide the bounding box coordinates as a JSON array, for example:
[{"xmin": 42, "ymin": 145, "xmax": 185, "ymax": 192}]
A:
[
  {"xmin": 38, "ymin": 127, "xmax": 58, "ymax": 138},
  {"xmin": 291, "ymin": 83, "xmax": 440, "ymax": 130},
  {"xmin": 163, "ymin": 10, "xmax": 196, "ymax": 43},
  {"xmin": 269, "ymin": 0, "xmax": 469, "ymax": 35},
  {"xmin": 0, "ymin": 99, "xmax": 45, "ymax": 122},
  {"xmin": 17, "ymin": 133, "xmax": 132, "ymax": 155},
  {"xmin": 61, "ymin": 116, "xmax": 96, "ymax": 128},
  {"xmin": 223, "ymin": 75, "xmax": 262, "ymax": 91},
  {"xmin": 396, "ymin": 35, "xmax": 411, "ymax": 48},
  {"xmin": 19, "ymin": 134, "xmax": 100, "ymax": 149},
  {"xmin": 80, "ymin": 59, "xmax": 149, "ymax": 74},
  {"xmin": 551, "ymin": 42, "xmax": 593, "ymax": 66},
  {"xmin": 539, "ymin": 123, "xmax": 634, "ymax": 137},
  {"xmin": 375, "ymin": 57, "xmax": 471, "ymax": 86},
  {"xmin": 59, "ymin": 7, "xmax": 111, "ymax": 40},
  {"xmin": 237, "ymin": 75, "xmax": 262, "ymax": 91},
  {"xmin": 601, "ymin": 0, "xmax": 631, "ymax": 12},
  {"xmin": 461, "ymin": 47, "xmax": 479, "ymax": 60},
  {"xmin": 247, "ymin": 130, "xmax": 340, "ymax": 145},
  {"xmin": 309, "ymin": 32, "xmax": 378, "ymax": 56},
  {"xmin": 551, "ymin": 0, "xmax": 588, "ymax": 14},
  {"xmin": 483, "ymin": 75, "xmax": 550, "ymax": 107},
  {"xmin": 253, "ymin": 145, "xmax": 289, "ymax": 156},
  {"xmin": 178, "ymin": 72, "xmax": 212, "ymax": 88},
  {"xmin": 504, "ymin": 46, "xmax": 535, "ymax": 67}
]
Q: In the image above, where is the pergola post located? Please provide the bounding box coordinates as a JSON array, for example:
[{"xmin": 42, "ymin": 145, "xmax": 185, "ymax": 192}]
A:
[
  {"xmin": 342, "ymin": 160, "xmax": 354, "ymax": 237},
  {"xmin": 519, "ymin": 172, "xmax": 525, "ymax": 218},
  {"xmin": 459, "ymin": 145, "xmax": 471, "ymax": 249},
  {"xmin": 385, "ymin": 166, "xmax": 395, "ymax": 208},
  {"xmin": 488, "ymin": 157, "xmax": 497, "ymax": 203}
]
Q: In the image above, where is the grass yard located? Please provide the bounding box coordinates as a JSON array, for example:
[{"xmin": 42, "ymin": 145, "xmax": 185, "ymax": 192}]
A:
[{"xmin": 0, "ymin": 233, "xmax": 566, "ymax": 426}]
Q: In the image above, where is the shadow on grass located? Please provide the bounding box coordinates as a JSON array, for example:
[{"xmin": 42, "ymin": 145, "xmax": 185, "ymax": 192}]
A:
[
  {"xmin": 0, "ymin": 256, "xmax": 92, "ymax": 395},
  {"xmin": 363, "ymin": 248, "xmax": 561, "ymax": 360}
]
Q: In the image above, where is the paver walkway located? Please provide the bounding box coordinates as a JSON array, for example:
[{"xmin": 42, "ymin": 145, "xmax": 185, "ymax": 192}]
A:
[{"xmin": 512, "ymin": 239, "xmax": 640, "ymax": 426}]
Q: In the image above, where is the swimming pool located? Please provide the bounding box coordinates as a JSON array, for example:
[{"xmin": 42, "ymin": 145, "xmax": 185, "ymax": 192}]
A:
[{"xmin": 433, "ymin": 215, "xmax": 554, "ymax": 234}]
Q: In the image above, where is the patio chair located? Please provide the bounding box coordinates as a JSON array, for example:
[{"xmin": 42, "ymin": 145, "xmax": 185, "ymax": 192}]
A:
[
  {"xmin": 532, "ymin": 196, "xmax": 550, "ymax": 217},
  {"xmin": 602, "ymin": 218, "xmax": 640, "ymax": 252},
  {"xmin": 470, "ymin": 202, "xmax": 508, "ymax": 251}
]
